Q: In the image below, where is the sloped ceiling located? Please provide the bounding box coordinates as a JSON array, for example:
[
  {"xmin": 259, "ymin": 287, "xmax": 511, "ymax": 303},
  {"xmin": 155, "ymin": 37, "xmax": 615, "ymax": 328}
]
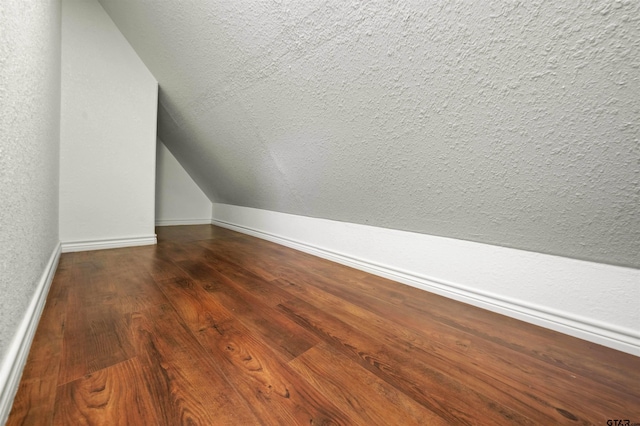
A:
[{"xmin": 98, "ymin": 0, "xmax": 640, "ymax": 268}]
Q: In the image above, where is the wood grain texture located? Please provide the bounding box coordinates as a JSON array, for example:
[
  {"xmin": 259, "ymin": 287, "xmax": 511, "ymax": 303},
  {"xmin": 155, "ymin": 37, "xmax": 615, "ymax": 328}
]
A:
[
  {"xmin": 129, "ymin": 304, "xmax": 260, "ymax": 425},
  {"xmin": 279, "ymin": 297, "xmax": 536, "ymax": 425},
  {"xmin": 8, "ymin": 224, "xmax": 640, "ymax": 425},
  {"xmin": 53, "ymin": 358, "xmax": 161, "ymax": 426},
  {"xmin": 150, "ymin": 265, "xmax": 349, "ymax": 424},
  {"xmin": 288, "ymin": 342, "xmax": 448, "ymax": 426}
]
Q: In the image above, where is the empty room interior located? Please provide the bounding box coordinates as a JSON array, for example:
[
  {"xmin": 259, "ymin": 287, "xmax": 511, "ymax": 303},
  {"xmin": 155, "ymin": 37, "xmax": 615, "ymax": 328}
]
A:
[{"xmin": 2, "ymin": 0, "xmax": 639, "ymax": 424}]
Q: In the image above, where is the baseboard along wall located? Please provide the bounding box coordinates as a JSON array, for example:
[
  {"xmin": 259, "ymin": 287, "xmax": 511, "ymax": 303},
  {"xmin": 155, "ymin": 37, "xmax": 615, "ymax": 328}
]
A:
[
  {"xmin": 61, "ymin": 235, "xmax": 157, "ymax": 253},
  {"xmin": 211, "ymin": 203, "xmax": 640, "ymax": 356},
  {"xmin": 0, "ymin": 243, "xmax": 61, "ymax": 425},
  {"xmin": 155, "ymin": 218, "xmax": 212, "ymax": 227}
]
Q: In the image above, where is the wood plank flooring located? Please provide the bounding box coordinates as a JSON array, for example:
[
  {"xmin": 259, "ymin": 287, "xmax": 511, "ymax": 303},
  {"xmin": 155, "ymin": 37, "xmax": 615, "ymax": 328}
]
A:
[{"xmin": 7, "ymin": 224, "xmax": 640, "ymax": 425}]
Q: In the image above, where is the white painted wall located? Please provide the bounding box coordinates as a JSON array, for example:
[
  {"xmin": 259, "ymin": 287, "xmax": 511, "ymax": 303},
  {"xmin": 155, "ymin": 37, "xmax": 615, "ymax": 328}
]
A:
[
  {"xmin": 59, "ymin": 0, "xmax": 157, "ymax": 249},
  {"xmin": 0, "ymin": 0, "xmax": 62, "ymax": 419},
  {"xmin": 156, "ymin": 139, "xmax": 212, "ymax": 226},
  {"xmin": 213, "ymin": 204, "xmax": 640, "ymax": 356}
]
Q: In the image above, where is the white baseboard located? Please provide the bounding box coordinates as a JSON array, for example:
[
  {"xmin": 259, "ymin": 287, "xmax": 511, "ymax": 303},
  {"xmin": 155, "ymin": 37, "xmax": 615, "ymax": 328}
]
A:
[
  {"xmin": 212, "ymin": 203, "xmax": 640, "ymax": 356},
  {"xmin": 61, "ymin": 235, "xmax": 157, "ymax": 253},
  {"xmin": 155, "ymin": 218, "xmax": 212, "ymax": 226},
  {"xmin": 0, "ymin": 243, "xmax": 61, "ymax": 425}
]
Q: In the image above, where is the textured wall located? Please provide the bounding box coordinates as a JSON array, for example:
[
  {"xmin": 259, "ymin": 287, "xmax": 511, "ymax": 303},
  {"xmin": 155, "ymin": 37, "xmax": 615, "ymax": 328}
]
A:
[
  {"xmin": 156, "ymin": 139, "xmax": 212, "ymax": 223},
  {"xmin": 0, "ymin": 1, "xmax": 61, "ymax": 357},
  {"xmin": 100, "ymin": 0, "xmax": 640, "ymax": 268},
  {"xmin": 60, "ymin": 0, "xmax": 157, "ymax": 244}
]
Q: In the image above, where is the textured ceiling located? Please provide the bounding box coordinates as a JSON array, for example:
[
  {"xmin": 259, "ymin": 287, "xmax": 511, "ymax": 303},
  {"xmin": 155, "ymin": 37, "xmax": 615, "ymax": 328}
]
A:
[{"xmin": 98, "ymin": 0, "xmax": 640, "ymax": 268}]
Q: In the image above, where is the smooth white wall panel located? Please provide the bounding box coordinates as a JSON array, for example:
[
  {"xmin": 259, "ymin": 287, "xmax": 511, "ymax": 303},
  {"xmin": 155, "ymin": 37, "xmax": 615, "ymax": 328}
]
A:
[
  {"xmin": 60, "ymin": 0, "xmax": 157, "ymax": 246},
  {"xmin": 156, "ymin": 139, "xmax": 212, "ymax": 225}
]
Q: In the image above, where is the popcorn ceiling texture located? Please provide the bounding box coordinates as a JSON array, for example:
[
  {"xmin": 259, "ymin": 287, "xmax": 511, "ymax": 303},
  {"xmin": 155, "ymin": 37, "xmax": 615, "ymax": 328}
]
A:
[
  {"xmin": 100, "ymin": 0, "xmax": 640, "ymax": 268},
  {"xmin": 0, "ymin": 1, "xmax": 61, "ymax": 358}
]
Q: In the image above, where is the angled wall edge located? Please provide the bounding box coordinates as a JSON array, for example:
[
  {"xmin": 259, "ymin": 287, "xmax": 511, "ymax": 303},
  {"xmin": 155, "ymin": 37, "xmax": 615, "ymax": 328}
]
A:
[
  {"xmin": 212, "ymin": 203, "xmax": 640, "ymax": 356},
  {"xmin": 0, "ymin": 243, "xmax": 61, "ymax": 425}
]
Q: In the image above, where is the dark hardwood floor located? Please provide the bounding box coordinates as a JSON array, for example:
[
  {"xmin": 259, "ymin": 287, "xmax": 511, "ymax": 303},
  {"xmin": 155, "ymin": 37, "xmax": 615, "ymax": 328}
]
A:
[{"xmin": 7, "ymin": 225, "xmax": 640, "ymax": 425}]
